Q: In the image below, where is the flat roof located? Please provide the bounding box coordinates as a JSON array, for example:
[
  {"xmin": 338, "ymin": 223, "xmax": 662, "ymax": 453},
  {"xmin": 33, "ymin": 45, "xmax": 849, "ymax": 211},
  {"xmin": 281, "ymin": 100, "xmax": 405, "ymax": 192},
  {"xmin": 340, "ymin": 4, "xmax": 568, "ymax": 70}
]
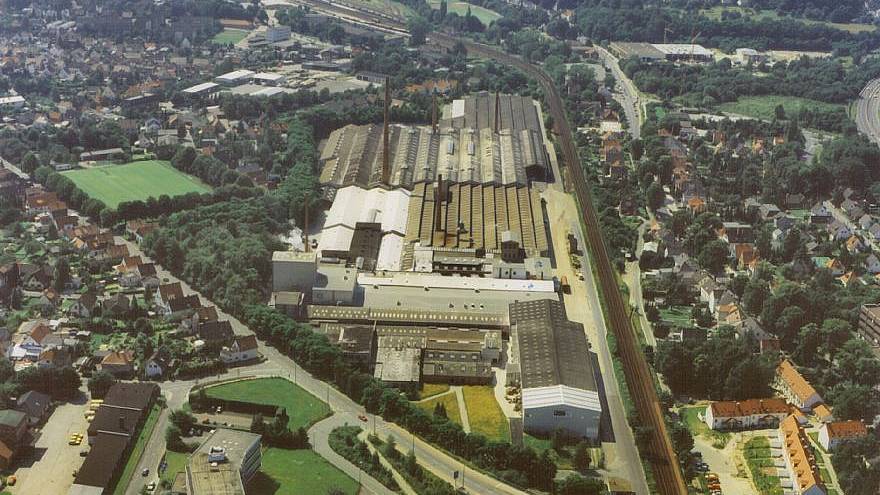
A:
[
  {"xmin": 183, "ymin": 82, "xmax": 220, "ymax": 94},
  {"xmin": 308, "ymin": 304, "xmax": 507, "ymax": 327},
  {"xmin": 315, "ymin": 263, "xmax": 357, "ymax": 292},
  {"xmin": 216, "ymin": 69, "xmax": 256, "ymax": 81},
  {"xmin": 253, "ymin": 72, "xmax": 285, "ymax": 81},
  {"xmin": 272, "ymin": 251, "xmax": 316, "ymax": 263},
  {"xmin": 374, "ymin": 345, "xmax": 421, "ymax": 383},
  {"xmin": 0, "ymin": 95, "xmax": 25, "ymax": 105},
  {"xmin": 652, "ymin": 43, "xmax": 713, "ymax": 57},
  {"xmin": 358, "ymin": 272, "xmax": 555, "ymax": 292}
]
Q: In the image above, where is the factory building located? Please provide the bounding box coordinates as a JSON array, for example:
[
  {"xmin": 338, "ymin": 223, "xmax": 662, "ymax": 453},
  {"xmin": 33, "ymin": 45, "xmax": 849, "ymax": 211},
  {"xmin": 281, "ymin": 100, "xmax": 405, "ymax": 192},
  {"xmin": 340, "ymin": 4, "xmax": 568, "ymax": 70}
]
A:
[
  {"xmin": 318, "ymin": 93, "xmax": 550, "ymax": 189},
  {"xmin": 512, "ymin": 299, "xmax": 602, "ymax": 440},
  {"xmin": 317, "ymin": 185, "xmax": 410, "ymax": 271},
  {"xmin": 400, "ymin": 181, "xmax": 549, "ymax": 269},
  {"xmin": 609, "ymin": 42, "xmax": 713, "ymax": 63}
]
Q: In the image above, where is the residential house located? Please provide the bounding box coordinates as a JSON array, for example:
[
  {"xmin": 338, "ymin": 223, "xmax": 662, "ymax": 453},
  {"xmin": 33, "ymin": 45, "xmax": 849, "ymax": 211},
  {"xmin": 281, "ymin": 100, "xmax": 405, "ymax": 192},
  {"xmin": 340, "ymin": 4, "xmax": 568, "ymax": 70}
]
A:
[
  {"xmin": 198, "ymin": 320, "xmax": 234, "ymax": 348},
  {"xmin": 704, "ymin": 398, "xmax": 789, "ymax": 430},
  {"xmin": 154, "ymin": 282, "xmax": 184, "ymax": 314},
  {"xmin": 869, "ymin": 223, "xmax": 880, "ymax": 241},
  {"xmin": 827, "ymin": 220, "xmax": 852, "ymax": 241},
  {"xmin": 0, "ymin": 409, "xmax": 27, "ymax": 469},
  {"xmin": 773, "ymin": 359, "xmax": 823, "ymax": 411},
  {"xmin": 144, "ymin": 350, "xmax": 174, "ymax": 379},
  {"xmin": 68, "ymin": 292, "xmax": 98, "ymax": 318},
  {"xmin": 858, "ymin": 214, "xmax": 874, "ymax": 230},
  {"xmin": 845, "ymin": 235, "xmax": 866, "ymax": 254},
  {"xmin": 864, "ymin": 254, "xmax": 880, "ymax": 275},
  {"xmin": 102, "ymin": 293, "xmax": 130, "ymax": 316},
  {"xmin": 779, "ymin": 415, "xmax": 825, "ymax": 495},
  {"xmin": 813, "ymin": 404, "xmax": 834, "ymax": 424},
  {"xmin": 36, "ymin": 347, "xmax": 71, "ymax": 368},
  {"xmin": 15, "ymin": 391, "xmax": 51, "ymax": 426},
  {"xmin": 96, "ymin": 350, "xmax": 135, "ymax": 378},
  {"xmin": 818, "ymin": 421, "xmax": 867, "ymax": 451},
  {"xmin": 165, "ymin": 294, "xmax": 201, "ymax": 320},
  {"xmin": 220, "ymin": 335, "xmax": 259, "ymax": 364},
  {"xmin": 758, "ymin": 204, "xmax": 782, "ymax": 221},
  {"xmin": 37, "ymin": 288, "xmax": 60, "ymax": 315}
]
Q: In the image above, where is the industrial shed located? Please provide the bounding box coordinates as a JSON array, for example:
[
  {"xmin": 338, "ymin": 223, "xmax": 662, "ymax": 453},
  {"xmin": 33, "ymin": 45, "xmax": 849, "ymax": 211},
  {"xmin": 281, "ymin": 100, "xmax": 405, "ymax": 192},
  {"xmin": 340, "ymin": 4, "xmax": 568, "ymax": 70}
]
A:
[{"xmin": 512, "ymin": 299, "xmax": 602, "ymax": 440}]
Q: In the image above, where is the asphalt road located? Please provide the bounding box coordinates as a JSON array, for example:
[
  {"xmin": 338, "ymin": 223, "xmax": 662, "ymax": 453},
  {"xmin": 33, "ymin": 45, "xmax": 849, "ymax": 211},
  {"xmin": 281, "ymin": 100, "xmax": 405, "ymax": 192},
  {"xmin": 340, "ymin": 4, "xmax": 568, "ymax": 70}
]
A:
[
  {"xmin": 119, "ymin": 239, "xmax": 526, "ymax": 495},
  {"xmin": 597, "ymin": 46, "xmax": 642, "ymax": 139},
  {"xmin": 857, "ymin": 78, "xmax": 880, "ymax": 145}
]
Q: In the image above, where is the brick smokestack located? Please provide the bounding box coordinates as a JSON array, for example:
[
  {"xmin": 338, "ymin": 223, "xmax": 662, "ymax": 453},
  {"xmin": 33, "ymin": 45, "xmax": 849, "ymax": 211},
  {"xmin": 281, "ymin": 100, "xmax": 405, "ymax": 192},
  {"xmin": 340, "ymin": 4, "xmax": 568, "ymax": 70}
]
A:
[
  {"xmin": 434, "ymin": 174, "xmax": 444, "ymax": 232},
  {"xmin": 382, "ymin": 77, "xmax": 391, "ymax": 185}
]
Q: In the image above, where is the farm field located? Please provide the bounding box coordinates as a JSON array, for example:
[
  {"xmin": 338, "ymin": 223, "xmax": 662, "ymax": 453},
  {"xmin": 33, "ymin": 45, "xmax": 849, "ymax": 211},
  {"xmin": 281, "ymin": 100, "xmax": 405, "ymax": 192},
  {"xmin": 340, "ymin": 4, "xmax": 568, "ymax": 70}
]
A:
[
  {"xmin": 461, "ymin": 386, "xmax": 509, "ymax": 441},
  {"xmin": 717, "ymin": 95, "xmax": 846, "ymax": 122},
  {"xmin": 61, "ymin": 160, "xmax": 210, "ymax": 208},
  {"xmin": 246, "ymin": 448, "xmax": 359, "ymax": 495},
  {"xmin": 202, "ymin": 377, "xmax": 331, "ymax": 430},
  {"xmin": 211, "ymin": 29, "xmax": 249, "ymax": 45},
  {"xmin": 427, "ymin": 0, "xmax": 500, "ymax": 25}
]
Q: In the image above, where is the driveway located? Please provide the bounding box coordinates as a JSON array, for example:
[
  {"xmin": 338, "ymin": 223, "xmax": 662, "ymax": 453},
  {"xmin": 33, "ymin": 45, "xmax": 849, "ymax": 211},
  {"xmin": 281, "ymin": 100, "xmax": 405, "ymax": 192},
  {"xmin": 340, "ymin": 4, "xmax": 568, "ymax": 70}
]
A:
[{"xmin": 13, "ymin": 396, "xmax": 90, "ymax": 495}]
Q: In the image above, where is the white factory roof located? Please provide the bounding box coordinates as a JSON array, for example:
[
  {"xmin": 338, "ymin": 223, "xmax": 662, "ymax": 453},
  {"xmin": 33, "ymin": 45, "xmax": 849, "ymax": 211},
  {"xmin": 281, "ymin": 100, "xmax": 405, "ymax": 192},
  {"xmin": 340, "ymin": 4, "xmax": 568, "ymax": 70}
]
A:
[
  {"xmin": 182, "ymin": 82, "xmax": 219, "ymax": 94},
  {"xmin": 522, "ymin": 385, "xmax": 602, "ymax": 412},
  {"xmin": 322, "ymin": 185, "xmax": 411, "ymax": 235},
  {"xmin": 251, "ymin": 87, "xmax": 286, "ymax": 97},
  {"xmin": 357, "ymin": 272, "xmax": 556, "ymax": 293},
  {"xmin": 253, "ymin": 72, "xmax": 285, "ymax": 82},
  {"xmin": 652, "ymin": 43, "xmax": 713, "ymax": 57},
  {"xmin": 0, "ymin": 95, "xmax": 26, "ymax": 105},
  {"xmin": 216, "ymin": 69, "xmax": 256, "ymax": 82}
]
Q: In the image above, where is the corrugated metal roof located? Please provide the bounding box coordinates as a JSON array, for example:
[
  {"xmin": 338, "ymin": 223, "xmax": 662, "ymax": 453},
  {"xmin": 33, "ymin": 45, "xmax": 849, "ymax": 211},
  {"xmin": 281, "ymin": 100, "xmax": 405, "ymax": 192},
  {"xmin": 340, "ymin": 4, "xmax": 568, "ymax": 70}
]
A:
[{"xmin": 522, "ymin": 385, "xmax": 601, "ymax": 411}]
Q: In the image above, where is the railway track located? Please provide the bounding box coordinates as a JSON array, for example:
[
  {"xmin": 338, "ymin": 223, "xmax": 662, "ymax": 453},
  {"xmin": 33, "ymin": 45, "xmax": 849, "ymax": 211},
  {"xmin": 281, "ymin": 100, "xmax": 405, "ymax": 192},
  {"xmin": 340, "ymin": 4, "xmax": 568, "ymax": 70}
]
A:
[
  {"xmin": 292, "ymin": 2, "xmax": 687, "ymax": 487},
  {"xmin": 429, "ymin": 33, "xmax": 687, "ymax": 495}
]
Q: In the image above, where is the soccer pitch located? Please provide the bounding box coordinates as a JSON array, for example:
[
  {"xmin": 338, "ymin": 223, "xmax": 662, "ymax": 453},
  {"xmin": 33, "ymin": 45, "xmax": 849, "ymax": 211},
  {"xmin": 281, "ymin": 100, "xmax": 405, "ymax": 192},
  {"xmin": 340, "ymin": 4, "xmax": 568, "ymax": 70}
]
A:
[{"xmin": 61, "ymin": 160, "xmax": 211, "ymax": 208}]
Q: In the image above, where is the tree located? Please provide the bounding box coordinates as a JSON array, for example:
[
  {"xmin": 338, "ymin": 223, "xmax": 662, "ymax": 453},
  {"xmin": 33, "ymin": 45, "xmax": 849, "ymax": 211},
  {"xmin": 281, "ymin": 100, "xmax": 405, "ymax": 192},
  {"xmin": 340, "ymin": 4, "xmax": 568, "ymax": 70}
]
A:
[
  {"xmin": 53, "ymin": 257, "xmax": 70, "ymax": 292},
  {"xmin": 170, "ymin": 409, "xmax": 196, "ymax": 432},
  {"xmin": 828, "ymin": 384, "xmax": 879, "ymax": 421},
  {"xmin": 551, "ymin": 428, "xmax": 567, "ymax": 452},
  {"xmin": 556, "ymin": 474, "xmax": 604, "ymax": 495},
  {"xmin": 629, "ymin": 138, "xmax": 643, "ymax": 161},
  {"xmin": 646, "ymin": 182, "xmax": 664, "ymax": 211},
  {"xmin": 573, "ymin": 441, "xmax": 592, "ymax": 472},
  {"xmin": 87, "ymin": 370, "xmax": 116, "ymax": 399},
  {"xmin": 774, "ymin": 104, "xmax": 786, "ymax": 121},
  {"xmin": 698, "ymin": 240, "xmax": 729, "ymax": 273},
  {"xmin": 433, "ymin": 401, "xmax": 447, "ymax": 419},
  {"xmin": 408, "ymin": 16, "xmax": 429, "ymax": 46},
  {"xmin": 20, "ymin": 151, "xmax": 40, "ymax": 174},
  {"xmin": 742, "ymin": 280, "xmax": 769, "ymax": 315}
]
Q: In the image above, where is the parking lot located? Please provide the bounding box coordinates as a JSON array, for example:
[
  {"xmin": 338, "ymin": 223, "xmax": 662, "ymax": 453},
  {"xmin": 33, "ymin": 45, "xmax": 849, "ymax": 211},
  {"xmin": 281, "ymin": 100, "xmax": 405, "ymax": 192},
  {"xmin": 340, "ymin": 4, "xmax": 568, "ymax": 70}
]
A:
[{"xmin": 12, "ymin": 399, "xmax": 90, "ymax": 495}]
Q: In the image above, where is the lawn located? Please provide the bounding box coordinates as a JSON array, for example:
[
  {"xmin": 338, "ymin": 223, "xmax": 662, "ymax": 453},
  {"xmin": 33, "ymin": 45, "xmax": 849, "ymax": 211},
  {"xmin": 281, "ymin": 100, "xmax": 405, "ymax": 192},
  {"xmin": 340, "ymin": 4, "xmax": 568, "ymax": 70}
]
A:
[
  {"xmin": 698, "ymin": 7, "xmax": 876, "ymax": 33},
  {"xmin": 743, "ymin": 436, "xmax": 783, "ymax": 495},
  {"xmin": 112, "ymin": 404, "xmax": 162, "ymax": 495},
  {"xmin": 717, "ymin": 96, "xmax": 846, "ymax": 123},
  {"xmin": 62, "ymin": 160, "xmax": 210, "ymax": 209},
  {"xmin": 246, "ymin": 448, "xmax": 358, "ymax": 495},
  {"xmin": 202, "ymin": 377, "xmax": 331, "ymax": 430},
  {"xmin": 680, "ymin": 406, "xmax": 730, "ymax": 449},
  {"xmin": 414, "ymin": 392, "xmax": 462, "ymax": 425},
  {"xmin": 461, "ymin": 386, "xmax": 509, "ymax": 442},
  {"xmin": 161, "ymin": 451, "xmax": 188, "ymax": 484},
  {"xmin": 427, "ymin": 0, "xmax": 500, "ymax": 25},
  {"xmin": 418, "ymin": 383, "xmax": 450, "ymax": 400},
  {"xmin": 211, "ymin": 29, "xmax": 249, "ymax": 45},
  {"xmin": 659, "ymin": 306, "xmax": 693, "ymax": 329}
]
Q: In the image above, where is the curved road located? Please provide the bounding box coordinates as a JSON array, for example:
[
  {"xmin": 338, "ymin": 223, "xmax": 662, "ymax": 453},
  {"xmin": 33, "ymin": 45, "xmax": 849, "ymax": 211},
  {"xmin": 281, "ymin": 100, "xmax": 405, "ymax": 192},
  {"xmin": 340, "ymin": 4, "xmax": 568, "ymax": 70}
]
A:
[
  {"xmin": 119, "ymin": 238, "xmax": 526, "ymax": 495},
  {"xmin": 857, "ymin": 78, "xmax": 880, "ymax": 145}
]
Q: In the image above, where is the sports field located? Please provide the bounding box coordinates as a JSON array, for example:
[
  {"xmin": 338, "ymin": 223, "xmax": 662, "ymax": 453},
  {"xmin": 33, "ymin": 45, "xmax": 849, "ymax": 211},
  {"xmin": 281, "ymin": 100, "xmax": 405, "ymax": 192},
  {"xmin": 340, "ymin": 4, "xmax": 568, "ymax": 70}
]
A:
[
  {"xmin": 61, "ymin": 160, "xmax": 210, "ymax": 208},
  {"xmin": 211, "ymin": 29, "xmax": 249, "ymax": 45},
  {"xmin": 428, "ymin": 0, "xmax": 500, "ymax": 26}
]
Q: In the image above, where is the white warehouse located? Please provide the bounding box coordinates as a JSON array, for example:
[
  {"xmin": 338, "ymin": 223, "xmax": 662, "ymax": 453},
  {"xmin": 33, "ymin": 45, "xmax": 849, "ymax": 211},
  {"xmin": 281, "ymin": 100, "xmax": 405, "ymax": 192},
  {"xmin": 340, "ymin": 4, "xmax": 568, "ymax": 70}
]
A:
[{"xmin": 512, "ymin": 299, "xmax": 602, "ymax": 440}]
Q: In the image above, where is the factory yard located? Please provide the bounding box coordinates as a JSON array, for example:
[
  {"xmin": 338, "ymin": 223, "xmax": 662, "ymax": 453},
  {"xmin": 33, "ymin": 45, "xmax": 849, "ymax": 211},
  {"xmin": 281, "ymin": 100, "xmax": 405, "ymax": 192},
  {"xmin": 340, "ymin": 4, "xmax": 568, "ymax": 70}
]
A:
[{"xmin": 61, "ymin": 160, "xmax": 211, "ymax": 208}]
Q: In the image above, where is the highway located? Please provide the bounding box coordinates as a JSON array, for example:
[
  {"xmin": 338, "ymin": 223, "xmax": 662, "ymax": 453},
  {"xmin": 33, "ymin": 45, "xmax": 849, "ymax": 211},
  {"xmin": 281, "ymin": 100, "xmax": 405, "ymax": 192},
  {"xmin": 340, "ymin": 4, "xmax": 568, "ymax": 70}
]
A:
[{"xmin": 857, "ymin": 78, "xmax": 880, "ymax": 145}]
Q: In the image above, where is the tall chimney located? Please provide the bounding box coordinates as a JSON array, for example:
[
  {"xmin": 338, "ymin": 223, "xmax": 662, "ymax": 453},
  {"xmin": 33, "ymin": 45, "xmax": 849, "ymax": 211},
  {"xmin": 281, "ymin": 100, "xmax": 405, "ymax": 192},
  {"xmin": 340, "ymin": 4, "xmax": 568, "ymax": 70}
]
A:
[
  {"xmin": 434, "ymin": 174, "xmax": 444, "ymax": 232},
  {"xmin": 382, "ymin": 77, "xmax": 391, "ymax": 185},
  {"xmin": 303, "ymin": 194, "xmax": 310, "ymax": 252},
  {"xmin": 431, "ymin": 93, "xmax": 438, "ymax": 134},
  {"xmin": 494, "ymin": 92, "xmax": 501, "ymax": 134}
]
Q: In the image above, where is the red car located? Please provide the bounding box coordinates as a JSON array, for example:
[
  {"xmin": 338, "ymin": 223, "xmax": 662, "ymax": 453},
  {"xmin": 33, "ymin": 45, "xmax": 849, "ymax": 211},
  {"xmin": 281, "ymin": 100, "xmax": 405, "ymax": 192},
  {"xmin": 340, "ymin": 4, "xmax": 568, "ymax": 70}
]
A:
[{"xmin": 358, "ymin": 414, "xmax": 368, "ymax": 422}]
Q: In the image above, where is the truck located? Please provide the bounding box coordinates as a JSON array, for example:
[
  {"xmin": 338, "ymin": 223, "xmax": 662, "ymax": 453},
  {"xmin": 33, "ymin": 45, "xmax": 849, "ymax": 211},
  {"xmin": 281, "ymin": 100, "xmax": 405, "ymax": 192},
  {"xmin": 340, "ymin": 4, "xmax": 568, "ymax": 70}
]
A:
[{"xmin": 559, "ymin": 275, "xmax": 571, "ymax": 294}]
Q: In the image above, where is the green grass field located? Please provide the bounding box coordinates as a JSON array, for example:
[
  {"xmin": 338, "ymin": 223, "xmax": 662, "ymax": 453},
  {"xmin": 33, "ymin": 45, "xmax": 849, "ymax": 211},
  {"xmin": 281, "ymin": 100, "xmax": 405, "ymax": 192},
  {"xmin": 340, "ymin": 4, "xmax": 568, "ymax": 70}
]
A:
[
  {"xmin": 62, "ymin": 160, "xmax": 210, "ymax": 209},
  {"xmin": 461, "ymin": 386, "xmax": 509, "ymax": 442},
  {"xmin": 743, "ymin": 436, "xmax": 783, "ymax": 495},
  {"xmin": 203, "ymin": 377, "xmax": 331, "ymax": 430},
  {"xmin": 659, "ymin": 306, "xmax": 693, "ymax": 329},
  {"xmin": 113, "ymin": 405, "xmax": 162, "ymax": 495},
  {"xmin": 161, "ymin": 451, "xmax": 188, "ymax": 484},
  {"xmin": 698, "ymin": 7, "xmax": 876, "ymax": 33},
  {"xmin": 427, "ymin": 0, "xmax": 500, "ymax": 25},
  {"xmin": 414, "ymin": 392, "xmax": 462, "ymax": 425},
  {"xmin": 211, "ymin": 29, "xmax": 249, "ymax": 45},
  {"xmin": 681, "ymin": 406, "xmax": 730, "ymax": 449},
  {"xmin": 418, "ymin": 383, "xmax": 450, "ymax": 400},
  {"xmin": 717, "ymin": 96, "xmax": 846, "ymax": 123},
  {"xmin": 247, "ymin": 448, "xmax": 359, "ymax": 495}
]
